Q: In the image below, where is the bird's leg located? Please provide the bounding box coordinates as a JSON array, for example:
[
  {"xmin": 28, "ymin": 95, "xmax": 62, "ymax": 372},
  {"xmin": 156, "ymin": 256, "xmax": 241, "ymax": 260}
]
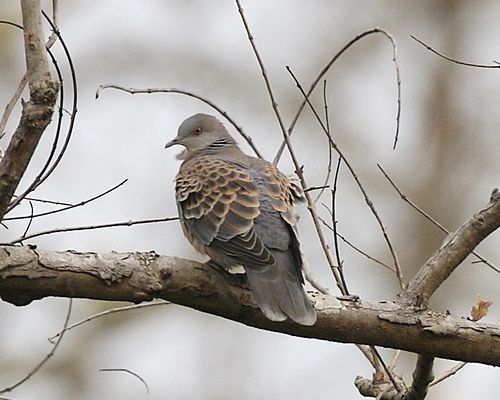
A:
[{"xmin": 203, "ymin": 260, "xmax": 248, "ymax": 288}]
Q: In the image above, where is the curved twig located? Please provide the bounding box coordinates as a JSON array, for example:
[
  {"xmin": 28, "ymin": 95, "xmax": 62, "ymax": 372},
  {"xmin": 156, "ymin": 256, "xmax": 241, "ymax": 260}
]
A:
[
  {"xmin": 0, "ymin": 299, "xmax": 72, "ymax": 395},
  {"xmin": 412, "ymin": 35, "xmax": 500, "ymax": 69},
  {"xmin": 99, "ymin": 368, "xmax": 150, "ymax": 395},
  {"xmin": 95, "ymin": 84, "xmax": 262, "ymax": 159},
  {"xmin": 49, "ymin": 301, "xmax": 169, "ymax": 343},
  {"xmin": 5, "ymin": 179, "xmax": 128, "ymax": 221},
  {"xmin": 273, "ymin": 27, "xmax": 402, "ymax": 164}
]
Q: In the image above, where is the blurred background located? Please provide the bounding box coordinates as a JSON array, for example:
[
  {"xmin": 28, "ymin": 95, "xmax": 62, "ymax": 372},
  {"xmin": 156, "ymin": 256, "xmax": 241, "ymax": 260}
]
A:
[{"xmin": 0, "ymin": 1, "xmax": 499, "ymax": 398}]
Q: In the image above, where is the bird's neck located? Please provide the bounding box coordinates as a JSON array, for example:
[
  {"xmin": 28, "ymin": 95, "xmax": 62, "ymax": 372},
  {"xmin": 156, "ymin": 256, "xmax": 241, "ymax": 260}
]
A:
[{"xmin": 182, "ymin": 139, "xmax": 243, "ymax": 161}]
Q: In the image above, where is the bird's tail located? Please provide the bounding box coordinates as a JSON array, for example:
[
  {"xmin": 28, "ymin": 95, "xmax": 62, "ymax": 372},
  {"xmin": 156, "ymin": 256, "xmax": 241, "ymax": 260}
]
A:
[{"xmin": 244, "ymin": 252, "xmax": 316, "ymax": 326}]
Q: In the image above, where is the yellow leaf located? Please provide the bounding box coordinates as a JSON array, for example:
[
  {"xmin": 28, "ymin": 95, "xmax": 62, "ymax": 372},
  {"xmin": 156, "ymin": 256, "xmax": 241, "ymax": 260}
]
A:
[{"xmin": 470, "ymin": 298, "xmax": 493, "ymax": 321}]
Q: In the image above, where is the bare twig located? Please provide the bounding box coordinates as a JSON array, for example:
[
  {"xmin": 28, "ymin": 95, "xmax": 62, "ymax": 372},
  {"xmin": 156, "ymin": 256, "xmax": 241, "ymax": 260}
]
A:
[
  {"xmin": 99, "ymin": 368, "xmax": 150, "ymax": 395},
  {"xmin": 0, "ymin": 299, "xmax": 72, "ymax": 394},
  {"xmin": 429, "ymin": 362, "xmax": 466, "ymax": 387},
  {"xmin": 95, "ymin": 84, "xmax": 262, "ymax": 159},
  {"xmin": 286, "ymin": 66, "xmax": 404, "ymax": 289},
  {"xmin": 411, "ymin": 35, "xmax": 500, "ymax": 69},
  {"xmin": 0, "ymin": 1, "xmax": 58, "ymax": 140},
  {"xmin": 304, "ymin": 185, "xmax": 329, "ymax": 193},
  {"xmin": 319, "ymin": 212, "xmax": 395, "ymax": 272},
  {"xmin": 0, "ymin": 74, "xmax": 28, "ymax": 140},
  {"xmin": 0, "ymin": 16, "xmax": 24, "ymax": 141},
  {"xmin": 20, "ymin": 200, "xmax": 34, "ymax": 239},
  {"xmin": 378, "ymin": 164, "xmax": 500, "ymax": 274},
  {"xmin": 370, "ymin": 346, "xmax": 404, "ymax": 393},
  {"xmin": 49, "ymin": 301, "xmax": 169, "ymax": 343},
  {"xmin": 302, "ymin": 257, "xmax": 330, "ymax": 295},
  {"xmin": 235, "ymin": 0, "xmax": 347, "ymax": 294},
  {"xmin": 312, "ymin": 80, "xmax": 335, "ymax": 203},
  {"xmin": 17, "ymin": 195, "xmax": 73, "ymax": 206},
  {"xmin": 9, "ymin": 216, "xmax": 179, "ymax": 244},
  {"xmin": 5, "ymin": 179, "xmax": 128, "ymax": 221},
  {"xmin": 330, "ymin": 158, "xmax": 349, "ymax": 294},
  {"xmin": 273, "ymin": 27, "xmax": 401, "ymax": 164},
  {"xmin": 388, "ymin": 350, "xmax": 401, "ymax": 372}
]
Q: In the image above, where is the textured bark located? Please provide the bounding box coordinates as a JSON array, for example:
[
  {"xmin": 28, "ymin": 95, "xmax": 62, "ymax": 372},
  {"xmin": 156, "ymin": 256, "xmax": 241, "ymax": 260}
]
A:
[{"xmin": 0, "ymin": 245, "xmax": 499, "ymax": 366}]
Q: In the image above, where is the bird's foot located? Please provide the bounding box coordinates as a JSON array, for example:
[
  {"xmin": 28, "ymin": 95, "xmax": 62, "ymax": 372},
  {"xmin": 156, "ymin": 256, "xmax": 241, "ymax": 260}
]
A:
[
  {"xmin": 203, "ymin": 260, "xmax": 247, "ymax": 288},
  {"xmin": 336, "ymin": 294, "xmax": 360, "ymax": 302}
]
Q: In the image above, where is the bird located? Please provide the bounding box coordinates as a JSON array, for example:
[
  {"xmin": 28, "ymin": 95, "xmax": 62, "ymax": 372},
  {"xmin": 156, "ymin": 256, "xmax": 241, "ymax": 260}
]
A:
[{"xmin": 165, "ymin": 113, "xmax": 316, "ymax": 325}]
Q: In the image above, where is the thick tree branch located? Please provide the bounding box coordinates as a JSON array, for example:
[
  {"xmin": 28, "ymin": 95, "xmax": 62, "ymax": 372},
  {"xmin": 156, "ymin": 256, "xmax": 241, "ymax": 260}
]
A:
[
  {"xmin": 401, "ymin": 189, "xmax": 500, "ymax": 307},
  {"xmin": 0, "ymin": 245, "xmax": 498, "ymax": 366},
  {"xmin": 0, "ymin": 0, "xmax": 59, "ymax": 221}
]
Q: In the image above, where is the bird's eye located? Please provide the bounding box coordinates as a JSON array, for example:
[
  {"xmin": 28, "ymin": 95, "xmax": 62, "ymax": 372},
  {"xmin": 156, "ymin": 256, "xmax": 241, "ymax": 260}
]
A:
[{"xmin": 194, "ymin": 127, "xmax": 202, "ymax": 135}]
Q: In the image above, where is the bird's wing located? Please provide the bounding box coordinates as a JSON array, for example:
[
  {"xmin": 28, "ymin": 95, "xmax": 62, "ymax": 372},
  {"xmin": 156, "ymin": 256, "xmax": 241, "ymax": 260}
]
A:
[
  {"xmin": 176, "ymin": 156, "xmax": 273, "ymax": 266},
  {"xmin": 257, "ymin": 161, "xmax": 301, "ymax": 227}
]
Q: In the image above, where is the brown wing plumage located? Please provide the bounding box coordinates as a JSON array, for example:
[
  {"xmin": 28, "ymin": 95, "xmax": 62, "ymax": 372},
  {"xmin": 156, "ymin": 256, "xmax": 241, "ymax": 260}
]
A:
[{"xmin": 175, "ymin": 156, "xmax": 273, "ymax": 267}]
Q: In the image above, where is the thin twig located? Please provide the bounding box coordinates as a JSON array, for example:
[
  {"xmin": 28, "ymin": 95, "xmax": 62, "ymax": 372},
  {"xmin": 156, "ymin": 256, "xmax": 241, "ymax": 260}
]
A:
[
  {"xmin": 0, "ymin": 299, "xmax": 72, "ymax": 395},
  {"xmin": 273, "ymin": 27, "xmax": 402, "ymax": 164},
  {"xmin": 287, "ymin": 66, "xmax": 404, "ymax": 289},
  {"xmin": 0, "ymin": 74, "xmax": 28, "ymax": 140},
  {"xmin": 312, "ymin": 80, "xmax": 334, "ymax": 203},
  {"xmin": 378, "ymin": 164, "xmax": 500, "ymax": 274},
  {"xmin": 330, "ymin": 158, "xmax": 349, "ymax": 294},
  {"xmin": 411, "ymin": 35, "xmax": 500, "ymax": 69},
  {"xmin": 320, "ymin": 205, "xmax": 395, "ymax": 273},
  {"xmin": 5, "ymin": 179, "xmax": 128, "ymax": 221},
  {"xmin": 9, "ymin": 216, "xmax": 178, "ymax": 244},
  {"xmin": 17, "ymin": 195, "xmax": 73, "ymax": 206},
  {"xmin": 304, "ymin": 185, "xmax": 329, "ymax": 193},
  {"xmin": 388, "ymin": 350, "xmax": 401, "ymax": 372},
  {"xmin": 371, "ymin": 346, "xmax": 404, "ymax": 393},
  {"xmin": 20, "ymin": 200, "xmax": 34, "ymax": 240},
  {"xmin": 99, "ymin": 368, "xmax": 150, "ymax": 395},
  {"xmin": 302, "ymin": 257, "xmax": 330, "ymax": 294},
  {"xmin": 235, "ymin": 0, "xmax": 347, "ymax": 295},
  {"xmin": 0, "ymin": 0, "xmax": 59, "ymax": 140},
  {"xmin": 429, "ymin": 362, "xmax": 466, "ymax": 387},
  {"xmin": 49, "ymin": 301, "xmax": 169, "ymax": 343},
  {"xmin": 95, "ymin": 84, "xmax": 262, "ymax": 159}
]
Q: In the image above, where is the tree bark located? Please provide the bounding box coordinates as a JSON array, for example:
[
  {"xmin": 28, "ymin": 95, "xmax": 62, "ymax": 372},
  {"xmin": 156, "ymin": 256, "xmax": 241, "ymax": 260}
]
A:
[{"xmin": 0, "ymin": 245, "xmax": 498, "ymax": 366}]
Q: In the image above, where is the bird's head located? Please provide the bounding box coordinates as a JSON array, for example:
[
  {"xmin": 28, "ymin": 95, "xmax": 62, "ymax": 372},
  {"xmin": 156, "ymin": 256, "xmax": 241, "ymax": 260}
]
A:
[{"xmin": 165, "ymin": 114, "xmax": 237, "ymax": 159}]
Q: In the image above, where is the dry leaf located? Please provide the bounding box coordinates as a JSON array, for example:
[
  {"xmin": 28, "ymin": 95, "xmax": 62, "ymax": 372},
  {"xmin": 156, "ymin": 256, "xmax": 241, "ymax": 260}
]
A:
[{"xmin": 470, "ymin": 298, "xmax": 493, "ymax": 321}]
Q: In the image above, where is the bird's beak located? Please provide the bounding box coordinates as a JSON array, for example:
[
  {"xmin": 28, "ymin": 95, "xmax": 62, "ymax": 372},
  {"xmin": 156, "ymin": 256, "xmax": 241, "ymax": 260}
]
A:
[{"xmin": 165, "ymin": 138, "xmax": 179, "ymax": 149}]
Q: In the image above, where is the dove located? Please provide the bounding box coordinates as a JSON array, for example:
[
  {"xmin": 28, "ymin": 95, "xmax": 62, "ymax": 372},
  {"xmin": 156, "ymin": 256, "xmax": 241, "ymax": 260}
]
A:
[{"xmin": 165, "ymin": 113, "xmax": 316, "ymax": 325}]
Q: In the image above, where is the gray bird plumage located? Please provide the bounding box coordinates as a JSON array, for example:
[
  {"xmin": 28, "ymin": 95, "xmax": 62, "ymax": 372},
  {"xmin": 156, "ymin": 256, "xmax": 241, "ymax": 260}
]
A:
[{"xmin": 165, "ymin": 113, "xmax": 316, "ymax": 325}]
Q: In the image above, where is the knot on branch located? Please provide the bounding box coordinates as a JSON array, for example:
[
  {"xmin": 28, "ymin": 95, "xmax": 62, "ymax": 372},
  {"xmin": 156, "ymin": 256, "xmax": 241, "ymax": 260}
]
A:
[
  {"xmin": 354, "ymin": 375, "xmax": 403, "ymax": 400},
  {"xmin": 29, "ymin": 75, "xmax": 59, "ymax": 105}
]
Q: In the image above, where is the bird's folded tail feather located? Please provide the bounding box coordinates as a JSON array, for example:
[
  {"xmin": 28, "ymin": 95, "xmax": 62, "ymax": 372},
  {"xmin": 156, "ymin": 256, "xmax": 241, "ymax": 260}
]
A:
[{"xmin": 244, "ymin": 253, "xmax": 316, "ymax": 326}]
